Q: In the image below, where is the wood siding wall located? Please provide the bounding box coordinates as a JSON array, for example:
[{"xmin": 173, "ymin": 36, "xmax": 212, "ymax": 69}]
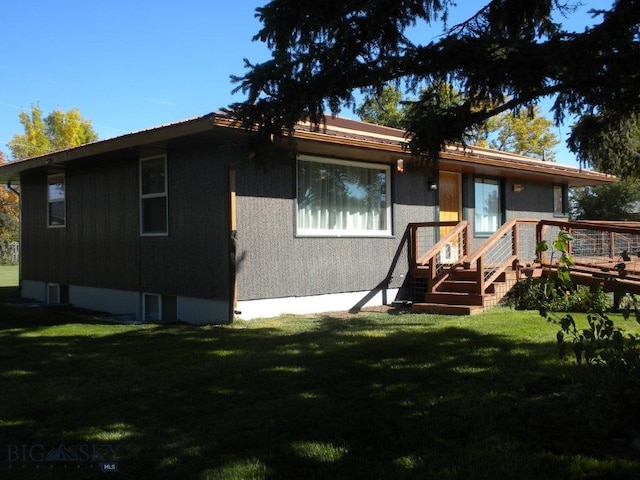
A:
[{"xmin": 20, "ymin": 143, "xmax": 234, "ymax": 301}]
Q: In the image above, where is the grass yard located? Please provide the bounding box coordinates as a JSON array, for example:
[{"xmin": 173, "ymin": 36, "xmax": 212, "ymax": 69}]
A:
[
  {"xmin": 0, "ymin": 264, "xmax": 18, "ymax": 298},
  {"xmin": 1, "ymin": 300, "xmax": 640, "ymax": 479}
]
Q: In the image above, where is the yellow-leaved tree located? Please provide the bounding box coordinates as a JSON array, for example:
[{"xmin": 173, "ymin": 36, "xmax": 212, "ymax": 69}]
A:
[
  {"xmin": 2, "ymin": 104, "xmax": 98, "ymax": 263},
  {"xmin": 0, "ymin": 151, "xmax": 19, "ymax": 263},
  {"xmin": 8, "ymin": 104, "xmax": 98, "ymax": 159},
  {"xmin": 477, "ymin": 105, "xmax": 560, "ymax": 161}
]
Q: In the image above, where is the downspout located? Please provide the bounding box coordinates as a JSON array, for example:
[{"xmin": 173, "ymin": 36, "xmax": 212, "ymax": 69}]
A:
[{"xmin": 7, "ymin": 180, "xmax": 19, "ymax": 198}]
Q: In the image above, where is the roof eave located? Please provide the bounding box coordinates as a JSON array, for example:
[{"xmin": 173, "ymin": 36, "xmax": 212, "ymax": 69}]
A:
[{"xmin": 0, "ymin": 114, "xmax": 218, "ymax": 184}]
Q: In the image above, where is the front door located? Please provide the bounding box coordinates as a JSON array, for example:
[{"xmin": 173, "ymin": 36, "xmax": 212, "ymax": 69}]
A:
[
  {"xmin": 438, "ymin": 171, "xmax": 462, "ymax": 261},
  {"xmin": 439, "ymin": 171, "xmax": 462, "ymax": 226}
]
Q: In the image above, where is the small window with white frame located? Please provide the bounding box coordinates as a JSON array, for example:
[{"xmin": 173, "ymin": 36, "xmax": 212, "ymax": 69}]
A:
[
  {"xmin": 296, "ymin": 155, "xmax": 391, "ymax": 236},
  {"xmin": 47, "ymin": 173, "xmax": 66, "ymax": 227},
  {"xmin": 140, "ymin": 154, "xmax": 168, "ymax": 235}
]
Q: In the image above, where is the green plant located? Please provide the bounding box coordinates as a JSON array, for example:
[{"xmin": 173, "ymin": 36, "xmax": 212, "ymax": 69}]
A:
[
  {"xmin": 535, "ymin": 229, "xmax": 574, "ymax": 289},
  {"xmin": 543, "ymin": 307, "xmax": 640, "ymax": 435},
  {"xmin": 503, "ymin": 279, "xmax": 610, "ymax": 313},
  {"xmin": 548, "ymin": 285, "xmax": 611, "ymax": 313}
]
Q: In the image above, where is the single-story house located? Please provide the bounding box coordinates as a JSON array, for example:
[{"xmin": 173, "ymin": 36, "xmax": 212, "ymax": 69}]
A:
[{"xmin": 0, "ymin": 113, "xmax": 615, "ymax": 323}]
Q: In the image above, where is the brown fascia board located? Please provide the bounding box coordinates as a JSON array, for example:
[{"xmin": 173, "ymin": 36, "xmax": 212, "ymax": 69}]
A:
[
  {"xmin": 0, "ymin": 114, "xmax": 219, "ymax": 184},
  {"xmin": 289, "ymin": 117, "xmax": 617, "ymax": 188}
]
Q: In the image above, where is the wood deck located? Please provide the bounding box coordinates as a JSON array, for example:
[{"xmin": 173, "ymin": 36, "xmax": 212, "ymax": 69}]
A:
[{"xmin": 405, "ymin": 219, "xmax": 640, "ymax": 315}]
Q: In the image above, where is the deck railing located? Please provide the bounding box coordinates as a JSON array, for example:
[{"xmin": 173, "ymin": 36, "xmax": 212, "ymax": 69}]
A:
[
  {"xmin": 537, "ymin": 220, "xmax": 640, "ymax": 274},
  {"xmin": 463, "ymin": 219, "xmax": 539, "ymax": 294},
  {"xmin": 408, "ymin": 221, "xmax": 470, "ymax": 291},
  {"xmin": 405, "ymin": 219, "xmax": 640, "ymax": 306}
]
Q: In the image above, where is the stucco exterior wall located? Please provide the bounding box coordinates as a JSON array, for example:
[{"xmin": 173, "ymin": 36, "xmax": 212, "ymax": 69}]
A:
[{"xmin": 235, "ymin": 155, "xmax": 436, "ymax": 302}]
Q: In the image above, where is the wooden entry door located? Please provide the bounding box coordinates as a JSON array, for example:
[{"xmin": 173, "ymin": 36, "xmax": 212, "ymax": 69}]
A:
[
  {"xmin": 438, "ymin": 172, "xmax": 462, "ymax": 261},
  {"xmin": 439, "ymin": 171, "xmax": 462, "ymax": 225}
]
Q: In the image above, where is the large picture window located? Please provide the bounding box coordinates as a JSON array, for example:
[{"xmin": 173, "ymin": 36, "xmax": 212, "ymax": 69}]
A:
[
  {"xmin": 47, "ymin": 173, "xmax": 65, "ymax": 227},
  {"xmin": 474, "ymin": 177, "xmax": 502, "ymax": 236},
  {"xmin": 297, "ymin": 155, "xmax": 391, "ymax": 236},
  {"xmin": 140, "ymin": 155, "xmax": 168, "ymax": 235}
]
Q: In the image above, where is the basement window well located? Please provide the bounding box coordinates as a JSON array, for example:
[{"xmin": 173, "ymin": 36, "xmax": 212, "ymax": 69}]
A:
[{"xmin": 143, "ymin": 293, "xmax": 162, "ymax": 322}]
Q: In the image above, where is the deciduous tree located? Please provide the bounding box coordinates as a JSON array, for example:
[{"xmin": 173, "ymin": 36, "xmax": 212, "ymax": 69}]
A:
[
  {"xmin": 8, "ymin": 104, "xmax": 98, "ymax": 159},
  {"xmin": 570, "ymin": 178, "xmax": 640, "ymax": 221},
  {"xmin": 357, "ymin": 86, "xmax": 559, "ymax": 159},
  {"xmin": 0, "ymin": 152, "xmax": 19, "ymax": 263},
  {"xmin": 479, "ymin": 105, "xmax": 559, "ymax": 160}
]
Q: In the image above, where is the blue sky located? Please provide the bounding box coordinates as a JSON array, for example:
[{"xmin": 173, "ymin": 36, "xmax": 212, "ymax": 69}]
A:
[{"xmin": 1, "ymin": 1, "xmax": 612, "ymax": 166}]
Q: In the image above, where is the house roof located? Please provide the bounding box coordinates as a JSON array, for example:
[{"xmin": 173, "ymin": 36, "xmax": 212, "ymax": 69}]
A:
[
  {"xmin": 0, "ymin": 112, "xmax": 616, "ymax": 187},
  {"xmin": 286, "ymin": 116, "xmax": 616, "ymax": 187}
]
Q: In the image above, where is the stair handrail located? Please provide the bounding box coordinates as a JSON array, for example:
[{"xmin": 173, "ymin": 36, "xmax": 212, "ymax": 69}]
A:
[
  {"xmin": 407, "ymin": 220, "xmax": 460, "ymax": 268},
  {"xmin": 415, "ymin": 221, "xmax": 469, "ymax": 266},
  {"xmin": 465, "ymin": 219, "xmax": 539, "ymax": 294},
  {"xmin": 408, "ymin": 221, "xmax": 469, "ymax": 294}
]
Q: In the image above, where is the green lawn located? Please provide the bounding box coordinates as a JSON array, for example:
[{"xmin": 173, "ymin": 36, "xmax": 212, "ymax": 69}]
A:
[
  {"xmin": 0, "ymin": 264, "xmax": 18, "ymax": 286},
  {"xmin": 0, "ymin": 264, "xmax": 19, "ymax": 299},
  {"xmin": 1, "ymin": 304, "xmax": 639, "ymax": 479}
]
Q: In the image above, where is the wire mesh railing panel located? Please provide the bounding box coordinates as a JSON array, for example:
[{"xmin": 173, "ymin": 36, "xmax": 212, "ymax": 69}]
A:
[
  {"xmin": 539, "ymin": 224, "xmax": 562, "ymax": 249},
  {"xmin": 482, "ymin": 229, "xmax": 514, "ymax": 281},
  {"xmin": 570, "ymin": 228, "xmax": 640, "ymax": 265},
  {"xmin": 515, "ymin": 223, "xmax": 538, "ymax": 265},
  {"xmin": 414, "ymin": 226, "xmax": 438, "ymax": 264},
  {"xmin": 614, "ymin": 232, "xmax": 640, "ymax": 258}
]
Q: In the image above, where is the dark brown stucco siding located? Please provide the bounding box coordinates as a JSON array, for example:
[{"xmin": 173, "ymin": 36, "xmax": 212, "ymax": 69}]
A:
[{"xmin": 235, "ymin": 155, "xmax": 436, "ymax": 301}]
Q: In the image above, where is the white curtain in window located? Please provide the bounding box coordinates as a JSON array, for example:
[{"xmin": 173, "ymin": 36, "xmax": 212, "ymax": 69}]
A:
[{"xmin": 297, "ymin": 159, "xmax": 388, "ymax": 233}]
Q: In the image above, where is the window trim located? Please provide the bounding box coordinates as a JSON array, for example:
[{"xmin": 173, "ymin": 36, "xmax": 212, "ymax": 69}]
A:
[
  {"xmin": 296, "ymin": 154, "xmax": 392, "ymax": 237},
  {"xmin": 139, "ymin": 154, "xmax": 168, "ymax": 236},
  {"xmin": 47, "ymin": 173, "xmax": 66, "ymax": 228},
  {"xmin": 473, "ymin": 176, "xmax": 503, "ymax": 237}
]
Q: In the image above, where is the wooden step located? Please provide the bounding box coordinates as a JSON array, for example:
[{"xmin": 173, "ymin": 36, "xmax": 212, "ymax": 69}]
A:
[
  {"xmin": 437, "ymin": 280, "xmax": 479, "ymax": 293},
  {"xmin": 411, "ymin": 303, "xmax": 485, "ymax": 315},
  {"xmin": 445, "ymin": 269, "xmax": 479, "ymax": 281},
  {"xmin": 424, "ymin": 292, "xmax": 488, "ymax": 306}
]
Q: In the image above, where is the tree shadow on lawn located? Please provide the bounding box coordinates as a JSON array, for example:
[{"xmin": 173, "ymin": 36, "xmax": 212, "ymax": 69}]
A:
[{"xmin": 1, "ymin": 310, "xmax": 639, "ymax": 480}]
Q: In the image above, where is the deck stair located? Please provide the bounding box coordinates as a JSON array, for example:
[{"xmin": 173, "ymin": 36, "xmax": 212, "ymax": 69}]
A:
[
  {"xmin": 405, "ymin": 219, "xmax": 538, "ymax": 315},
  {"xmin": 401, "ymin": 219, "xmax": 640, "ymax": 315},
  {"xmin": 412, "ymin": 265, "xmax": 520, "ymax": 315}
]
